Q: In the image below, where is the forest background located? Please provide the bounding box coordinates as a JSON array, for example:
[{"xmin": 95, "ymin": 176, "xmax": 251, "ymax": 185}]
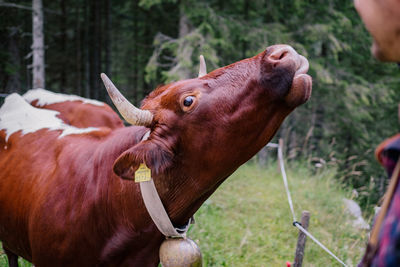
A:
[{"xmin": 1, "ymin": 0, "xmax": 399, "ymax": 213}]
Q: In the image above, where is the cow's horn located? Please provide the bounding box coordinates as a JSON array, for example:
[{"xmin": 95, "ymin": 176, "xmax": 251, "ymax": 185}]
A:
[
  {"xmin": 198, "ymin": 55, "xmax": 207, "ymax": 77},
  {"xmin": 101, "ymin": 73, "xmax": 153, "ymax": 126}
]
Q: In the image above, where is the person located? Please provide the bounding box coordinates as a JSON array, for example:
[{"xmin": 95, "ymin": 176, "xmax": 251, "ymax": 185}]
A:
[
  {"xmin": 355, "ymin": 0, "xmax": 400, "ymax": 266},
  {"xmin": 354, "ymin": 0, "xmax": 400, "ymax": 62}
]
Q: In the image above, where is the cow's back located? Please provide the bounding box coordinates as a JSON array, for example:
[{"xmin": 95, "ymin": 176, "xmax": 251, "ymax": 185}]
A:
[{"xmin": 23, "ymin": 89, "xmax": 124, "ymax": 129}]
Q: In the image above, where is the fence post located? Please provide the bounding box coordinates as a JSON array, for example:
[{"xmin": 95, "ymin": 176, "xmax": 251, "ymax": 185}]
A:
[{"xmin": 294, "ymin": 210, "xmax": 310, "ymax": 267}]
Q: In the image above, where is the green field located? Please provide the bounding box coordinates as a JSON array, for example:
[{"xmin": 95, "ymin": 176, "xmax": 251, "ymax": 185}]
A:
[
  {"xmin": 189, "ymin": 162, "xmax": 368, "ymax": 266},
  {"xmin": 1, "ymin": 162, "xmax": 368, "ymax": 266}
]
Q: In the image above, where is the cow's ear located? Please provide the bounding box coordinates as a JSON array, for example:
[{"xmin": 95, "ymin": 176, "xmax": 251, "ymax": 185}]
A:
[{"xmin": 113, "ymin": 141, "xmax": 174, "ymax": 180}]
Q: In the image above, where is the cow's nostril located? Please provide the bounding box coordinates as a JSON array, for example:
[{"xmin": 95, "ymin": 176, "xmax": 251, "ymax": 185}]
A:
[
  {"xmin": 268, "ymin": 48, "xmax": 291, "ymax": 62},
  {"xmin": 279, "ymin": 51, "xmax": 287, "ymax": 60}
]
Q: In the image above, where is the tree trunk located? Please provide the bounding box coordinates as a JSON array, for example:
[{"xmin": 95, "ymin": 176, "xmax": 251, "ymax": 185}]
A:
[
  {"xmin": 132, "ymin": 0, "xmax": 139, "ymax": 104},
  {"xmin": 5, "ymin": 27, "xmax": 22, "ymax": 93},
  {"xmin": 313, "ymin": 104, "xmax": 325, "ymax": 155},
  {"xmin": 60, "ymin": 0, "xmax": 67, "ymax": 92},
  {"xmin": 104, "ymin": 0, "xmax": 111, "ymax": 76},
  {"xmin": 89, "ymin": 0, "xmax": 101, "ymax": 100},
  {"xmin": 101, "ymin": 0, "xmax": 111, "ymax": 102},
  {"xmin": 32, "ymin": 0, "xmax": 45, "ymax": 89},
  {"xmin": 257, "ymin": 146, "xmax": 270, "ymax": 166},
  {"xmin": 264, "ymin": 0, "xmax": 272, "ymax": 23},
  {"xmin": 84, "ymin": 0, "xmax": 90, "ymax": 98},
  {"xmin": 75, "ymin": 2, "xmax": 82, "ymax": 95},
  {"xmin": 178, "ymin": 2, "xmax": 192, "ymax": 79},
  {"xmin": 142, "ymin": 9, "xmax": 152, "ymax": 97},
  {"xmin": 218, "ymin": 0, "xmax": 224, "ymax": 10},
  {"xmin": 179, "ymin": 13, "xmax": 190, "ymax": 38},
  {"xmin": 242, "ymin": 0, "xmax": 249, "ymax": 58}
]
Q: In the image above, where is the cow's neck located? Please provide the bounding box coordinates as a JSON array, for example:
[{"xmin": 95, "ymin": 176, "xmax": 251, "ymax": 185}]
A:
[
  {"xmin": 151, "ymin": 169, "xmax": 224, "ymax": 227},
  {"xmin": 150, "ymin": 104, "xmax": 293, "ymax": 227},
  {"xmin": 148, "ymin": 137, "xmax": 249, "ymax": 227}
]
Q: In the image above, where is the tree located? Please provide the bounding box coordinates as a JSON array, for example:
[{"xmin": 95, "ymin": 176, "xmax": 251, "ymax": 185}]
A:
[{"xmin": 32, "ymin": 0, "xmax": 45, "ymax": 89}]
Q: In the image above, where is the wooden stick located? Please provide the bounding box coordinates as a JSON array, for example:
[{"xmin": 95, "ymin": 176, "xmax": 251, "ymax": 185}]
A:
[{"xmin": 294, "ymin": 211, "xmax": 310, "ymax": 267}]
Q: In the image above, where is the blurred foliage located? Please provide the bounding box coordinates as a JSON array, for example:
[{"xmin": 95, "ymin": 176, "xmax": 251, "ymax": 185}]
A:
[{"xmin": 0, "ymin": 0, "xmax": 399, "ymax": 211}]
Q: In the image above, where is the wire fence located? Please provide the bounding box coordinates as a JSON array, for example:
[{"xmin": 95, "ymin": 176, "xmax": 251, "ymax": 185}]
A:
[{"xmin": 267, "ymin": 139, "xmax": 348, "ymax": 267}]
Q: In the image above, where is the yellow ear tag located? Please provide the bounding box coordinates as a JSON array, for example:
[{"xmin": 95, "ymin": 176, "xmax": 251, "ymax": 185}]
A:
[{"xmin": 135, "ymin": 163, "xmax": 152, "ymax": 183}]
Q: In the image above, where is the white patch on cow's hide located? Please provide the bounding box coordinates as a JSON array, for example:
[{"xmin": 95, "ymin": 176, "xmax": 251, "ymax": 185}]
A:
[
  {"xmin": 23, "ymin": 88, "xmax": 105, "ymax": 107},
  {"xmin": 0, "ymin": 93, "xmax": 99, "ymax": 141}
]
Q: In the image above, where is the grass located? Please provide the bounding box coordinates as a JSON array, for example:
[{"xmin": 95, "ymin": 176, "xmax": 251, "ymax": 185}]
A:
[
  {"xmin": 0, "ymin": 162, "xmax": 368, "ymax": 266},
  {"xmin": 0, "ymin": 253, "xmax": 30, "ymax": 267},
  {"xmin": 188, "ymin": 162, "xmax": 368, "ymax": 266}
]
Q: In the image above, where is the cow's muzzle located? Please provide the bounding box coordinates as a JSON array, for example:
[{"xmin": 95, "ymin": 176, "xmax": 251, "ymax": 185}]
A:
[{"xmin": 266, "ymin": 45, "xmax": 312, "ymax": 107}]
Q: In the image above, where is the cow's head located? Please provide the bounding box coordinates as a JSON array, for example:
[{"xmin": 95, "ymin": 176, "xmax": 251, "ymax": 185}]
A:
[
  {"xmin": 102, "ymin": 45, "xmax": 311, "ymax": 182},
  {"xmin": 355, "ymin": 0, "xmax": 400, "ymax": 61}
]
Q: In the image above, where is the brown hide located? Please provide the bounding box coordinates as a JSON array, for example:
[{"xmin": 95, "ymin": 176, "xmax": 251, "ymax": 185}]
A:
[
  {"xmin": 29, "ymin": 99, "xmax": 124, "ymax": 129},
  {"xmin": 0, "ymin": 45, "xmax": 311, "ymax": 266},
  {"xmin": 355, "ymin": 0, "xmax": 400, "ymax": 61}
]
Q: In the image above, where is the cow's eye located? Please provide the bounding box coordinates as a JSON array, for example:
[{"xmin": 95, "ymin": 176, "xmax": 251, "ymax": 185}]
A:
[
  {"xmin": 180, "ymin": 93, "xmax": 200, "ymax": 112},
  {"xmin": 183, "ymin": 96, "xmax": 195, "ymax": 107}
]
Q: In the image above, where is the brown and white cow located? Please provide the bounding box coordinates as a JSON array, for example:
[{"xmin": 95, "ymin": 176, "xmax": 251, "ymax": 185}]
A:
[
  {"xmin": 0, "ymin": 45, "xmax": 311, "ymax": 266},
  {"xmin": 23, "ymin": 88, "xmax": 124, "ymax": 129}
]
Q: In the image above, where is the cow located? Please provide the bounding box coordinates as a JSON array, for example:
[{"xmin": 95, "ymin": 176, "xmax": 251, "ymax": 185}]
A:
[
  {"xmin": 23, "ymin": 88, "xmax": 124, "ymax": 129},
  {"xmin": 0, "ymin": 44, "xmax": 312, "ymax": 266}
]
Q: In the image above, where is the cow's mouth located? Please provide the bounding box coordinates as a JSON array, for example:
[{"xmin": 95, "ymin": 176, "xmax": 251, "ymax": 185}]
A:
[
  {"xmin": 294, "ymin": 54, "xmax": 309, "ymax": 77},
  {"xmin": 288, "ymin": 54, "xmax": 312, "ymax": 106}
]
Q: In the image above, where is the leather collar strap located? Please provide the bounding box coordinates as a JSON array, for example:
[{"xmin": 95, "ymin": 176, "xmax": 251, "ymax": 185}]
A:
[{"xmin": 139, "ymin": 131, "xmax": 191, "ymax": 238}]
